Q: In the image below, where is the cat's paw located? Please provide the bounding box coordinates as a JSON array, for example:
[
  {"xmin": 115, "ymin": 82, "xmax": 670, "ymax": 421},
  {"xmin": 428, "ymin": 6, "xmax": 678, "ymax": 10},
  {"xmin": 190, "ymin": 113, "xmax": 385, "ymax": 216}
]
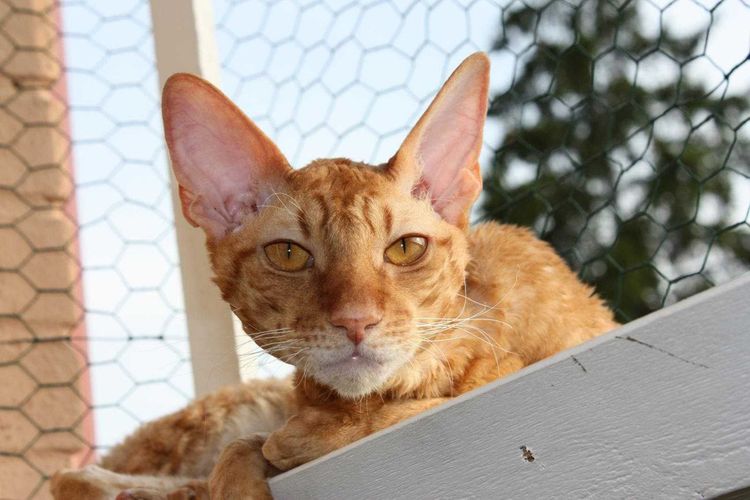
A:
[
  {"xmin": 50, "ymin": 465, "xmax": 120, "ymax": 500},
  {"xmin": 116, "ymin": 488, "xmax": 166, "ymax": 500},
  {"xmin": 117, "ymin": 482, "xmax": 207, "ymax": 500},
  {"xmin": 262, "ymin": 409, "xmax": 344, "ymax": 471}
]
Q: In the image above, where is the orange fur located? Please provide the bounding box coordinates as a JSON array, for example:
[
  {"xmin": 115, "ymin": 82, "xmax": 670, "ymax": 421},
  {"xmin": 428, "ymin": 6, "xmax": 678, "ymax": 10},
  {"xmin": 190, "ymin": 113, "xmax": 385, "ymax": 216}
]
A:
[{"xmin": 52, "ymin": 53, "xmax": 617, "ymax": 499}]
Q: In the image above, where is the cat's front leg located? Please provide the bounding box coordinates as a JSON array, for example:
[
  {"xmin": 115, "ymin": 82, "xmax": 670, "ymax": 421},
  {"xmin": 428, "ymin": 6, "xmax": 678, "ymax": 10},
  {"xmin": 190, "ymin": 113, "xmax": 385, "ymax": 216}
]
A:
[
  {"xmin": 50, "ymin": 465, "xmax": 207, "ymax": 500},
  {"xmin": 263, "ymin": 398, "xmax": 448, "ymax": 471},
  {"xmin": 208, "ymin": 434, "xmax": 277, "ymax": 500}
]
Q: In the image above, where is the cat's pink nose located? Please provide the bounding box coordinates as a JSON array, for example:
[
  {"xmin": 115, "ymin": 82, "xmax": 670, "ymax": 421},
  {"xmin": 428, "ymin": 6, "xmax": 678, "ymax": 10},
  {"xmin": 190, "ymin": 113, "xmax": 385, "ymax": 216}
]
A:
[{"xmin": 329, "ymin": 307, "xmax": 382, "ymax": 345}]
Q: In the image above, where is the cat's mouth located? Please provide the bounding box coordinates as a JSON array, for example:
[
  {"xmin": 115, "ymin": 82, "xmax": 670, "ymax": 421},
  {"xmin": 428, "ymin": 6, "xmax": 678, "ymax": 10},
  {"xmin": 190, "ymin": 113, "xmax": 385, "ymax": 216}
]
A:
[
  {"xmin": 321, "ymin": 349, "xmax": 381, "ymax": 370},
  {"xmin": 309, "ymin": 345, "xmax": 401, "ymax": 398}
]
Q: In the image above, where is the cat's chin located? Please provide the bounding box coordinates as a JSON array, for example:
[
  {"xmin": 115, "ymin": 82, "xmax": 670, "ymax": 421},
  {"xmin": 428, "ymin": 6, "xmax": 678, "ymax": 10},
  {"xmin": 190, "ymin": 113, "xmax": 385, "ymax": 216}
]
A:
[{"xmin": 310, "ymin": 353, "xmax": 399, "ymax": 399}]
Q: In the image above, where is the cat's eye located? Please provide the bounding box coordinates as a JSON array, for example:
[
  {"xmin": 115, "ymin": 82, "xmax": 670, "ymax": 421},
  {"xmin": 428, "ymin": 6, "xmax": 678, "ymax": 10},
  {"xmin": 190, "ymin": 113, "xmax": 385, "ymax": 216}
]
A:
[
  {"xmin": 385, "ymin": 236, "xmax": 428, "ymax": 266},
  {"xmin": 264, "ymin": 241, "xmax": 312, "ymax": 272}
]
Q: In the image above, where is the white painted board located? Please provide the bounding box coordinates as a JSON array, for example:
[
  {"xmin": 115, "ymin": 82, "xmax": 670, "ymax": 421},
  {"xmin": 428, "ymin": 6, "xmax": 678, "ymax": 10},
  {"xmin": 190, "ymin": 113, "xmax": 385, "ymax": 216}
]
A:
[{"xmin": 270, "ymin": 273, "xmax": 750, "ymax": 499}]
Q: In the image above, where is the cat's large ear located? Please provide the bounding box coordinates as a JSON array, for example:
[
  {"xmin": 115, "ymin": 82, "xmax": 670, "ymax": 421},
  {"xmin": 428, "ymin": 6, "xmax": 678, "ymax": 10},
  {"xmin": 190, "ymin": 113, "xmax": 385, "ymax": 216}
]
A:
[
  {"xmin": 389, "ymin": 52, "xmax": 489, "ymax": 228},
  {"xmin": 162, "ymin": 74, "xmax": 291, "ymax": 240}
]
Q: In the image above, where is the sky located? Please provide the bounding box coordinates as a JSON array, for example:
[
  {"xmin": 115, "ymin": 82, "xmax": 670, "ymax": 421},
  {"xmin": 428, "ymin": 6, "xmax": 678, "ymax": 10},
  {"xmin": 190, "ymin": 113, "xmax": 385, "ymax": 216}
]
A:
[{"xmin": 59, "ymin": 0, "xmax": 749, "ymax": 450}]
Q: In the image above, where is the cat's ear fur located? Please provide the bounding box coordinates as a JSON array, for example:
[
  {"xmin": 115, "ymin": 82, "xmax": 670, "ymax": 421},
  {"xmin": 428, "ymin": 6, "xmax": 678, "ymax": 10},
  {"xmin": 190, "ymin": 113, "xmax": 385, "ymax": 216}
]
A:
[
  {"xmin": 389, "ymin": 52, "xmax": 489, "ymax": 228},
  {"xmin": 162, "ymin": 74, "xmax": 291, "ymax": 240}
]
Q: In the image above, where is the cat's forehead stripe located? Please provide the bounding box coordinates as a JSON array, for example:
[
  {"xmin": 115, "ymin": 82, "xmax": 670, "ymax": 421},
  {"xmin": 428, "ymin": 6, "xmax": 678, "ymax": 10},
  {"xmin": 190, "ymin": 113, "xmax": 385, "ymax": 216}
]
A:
[
  {"xmin": 360, "ymin": 197, "xmax": 377, "ymax": 234},
  {"xmin": 312, "ymin": 194, "xmax": 330, "ymax": 233},
  {"xmin": 295, "ymin": 205, "xmax": 311, "ymax": 239},
  {"xmin": 383, "ymin": 206, "xmax": 393, "ymax": 235}
]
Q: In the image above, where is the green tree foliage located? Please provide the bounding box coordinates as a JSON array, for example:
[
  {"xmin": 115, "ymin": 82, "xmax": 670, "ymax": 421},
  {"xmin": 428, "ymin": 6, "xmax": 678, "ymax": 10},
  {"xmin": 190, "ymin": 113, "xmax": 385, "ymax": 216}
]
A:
[{"xmin": 481, "ymin": 0, "xmax": 750, "ymax": 322}]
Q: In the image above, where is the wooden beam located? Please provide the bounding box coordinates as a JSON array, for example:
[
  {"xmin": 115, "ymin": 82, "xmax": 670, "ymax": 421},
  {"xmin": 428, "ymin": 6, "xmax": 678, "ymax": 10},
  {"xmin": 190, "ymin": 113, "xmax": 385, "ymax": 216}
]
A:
[
  {"xmin": 271, "ymin": 273, "xmax": 750, "ymax": 499},
  {"xmin": 149, "ymin": 0, "xmax": 241, "ymax": 395}
]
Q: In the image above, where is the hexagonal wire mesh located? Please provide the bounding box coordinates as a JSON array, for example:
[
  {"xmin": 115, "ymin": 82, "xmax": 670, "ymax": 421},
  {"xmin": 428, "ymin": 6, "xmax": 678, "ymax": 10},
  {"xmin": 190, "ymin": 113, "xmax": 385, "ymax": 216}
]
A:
[
  {"xmin": 1, "ymin": 1, "xmax": 193, "ymax": 497},
  {"xmin": 61, "ymin": 0, "xmax": 194, "ymax": 449},
  {"xmin": 213, "ymin": 0, "xmax": 750, "ymax": 323},
  {"xmin": 0, "ymin": 0, "xmax": 748, "ymax": 498}
]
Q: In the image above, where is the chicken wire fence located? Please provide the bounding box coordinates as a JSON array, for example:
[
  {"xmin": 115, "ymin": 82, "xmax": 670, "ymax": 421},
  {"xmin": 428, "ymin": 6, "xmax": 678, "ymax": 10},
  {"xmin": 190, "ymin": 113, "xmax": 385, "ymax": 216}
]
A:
[
  {"xmin": 0, "ymin": 0, "xmax": 748, "ymax": 498},
  {"xmin": 0, "ymin": 2, "xmax": 191, "ymax": 498}
]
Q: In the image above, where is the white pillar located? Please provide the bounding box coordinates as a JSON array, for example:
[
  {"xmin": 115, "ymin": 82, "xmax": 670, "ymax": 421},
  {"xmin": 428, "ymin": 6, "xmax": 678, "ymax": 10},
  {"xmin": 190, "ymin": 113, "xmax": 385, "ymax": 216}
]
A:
[{"xmin": 149, "ymin": 0, "xmax": 241, "ymax": 395}]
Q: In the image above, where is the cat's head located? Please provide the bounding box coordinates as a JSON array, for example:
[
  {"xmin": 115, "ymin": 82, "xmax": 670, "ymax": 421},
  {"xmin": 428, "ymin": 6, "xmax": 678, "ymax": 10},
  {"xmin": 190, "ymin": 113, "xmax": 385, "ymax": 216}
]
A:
[{"xmin": 162, "ymin": 53, "xmax": 489, "ymax": 398}]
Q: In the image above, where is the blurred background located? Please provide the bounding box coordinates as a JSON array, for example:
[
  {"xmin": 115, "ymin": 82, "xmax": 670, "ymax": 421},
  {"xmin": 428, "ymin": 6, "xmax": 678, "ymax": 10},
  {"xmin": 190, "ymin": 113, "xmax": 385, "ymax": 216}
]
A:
[{"xmin": 0, "ymin": 0, "xmax": 747, "ymax": 497}]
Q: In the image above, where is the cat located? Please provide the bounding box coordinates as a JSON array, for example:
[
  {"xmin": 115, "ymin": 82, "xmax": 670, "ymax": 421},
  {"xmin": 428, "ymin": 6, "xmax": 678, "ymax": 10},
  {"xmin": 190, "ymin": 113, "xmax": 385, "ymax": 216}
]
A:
[{"xmin": 51, "ymin": 52, "xmax": 617, "ymax": 499}]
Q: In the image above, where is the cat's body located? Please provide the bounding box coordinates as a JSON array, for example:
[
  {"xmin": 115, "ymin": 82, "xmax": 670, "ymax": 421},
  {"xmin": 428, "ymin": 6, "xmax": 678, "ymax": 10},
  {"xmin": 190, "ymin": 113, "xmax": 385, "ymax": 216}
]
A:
[{"xmin": 52, "ymin": 54, "xmax": 616, "ymax": 499}]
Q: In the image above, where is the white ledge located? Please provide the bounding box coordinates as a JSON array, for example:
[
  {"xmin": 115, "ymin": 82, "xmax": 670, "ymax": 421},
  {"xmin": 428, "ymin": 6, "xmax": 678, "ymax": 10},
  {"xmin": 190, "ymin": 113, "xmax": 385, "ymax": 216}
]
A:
[{"xmin": 270, "ymin": 273, "xmax": 750, "ymax": 499}]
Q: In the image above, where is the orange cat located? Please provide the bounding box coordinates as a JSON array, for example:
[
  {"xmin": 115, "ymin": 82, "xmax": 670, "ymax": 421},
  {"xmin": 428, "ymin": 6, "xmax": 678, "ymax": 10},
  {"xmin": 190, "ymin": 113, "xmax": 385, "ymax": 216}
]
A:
[{"xmin": 52, "ymin": 53, "xmax": 617, "ymax": 499}]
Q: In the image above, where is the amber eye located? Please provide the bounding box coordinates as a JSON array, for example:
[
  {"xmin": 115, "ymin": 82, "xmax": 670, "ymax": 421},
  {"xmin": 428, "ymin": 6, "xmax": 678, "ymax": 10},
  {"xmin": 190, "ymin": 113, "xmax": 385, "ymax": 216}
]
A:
[
  {"xmin": 385, "ymin": 236, "xmax": 427, "ymax": 266},
  {"xmin": 264, "ymin": 241, "xmax": 312, "ymax": 272}
]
